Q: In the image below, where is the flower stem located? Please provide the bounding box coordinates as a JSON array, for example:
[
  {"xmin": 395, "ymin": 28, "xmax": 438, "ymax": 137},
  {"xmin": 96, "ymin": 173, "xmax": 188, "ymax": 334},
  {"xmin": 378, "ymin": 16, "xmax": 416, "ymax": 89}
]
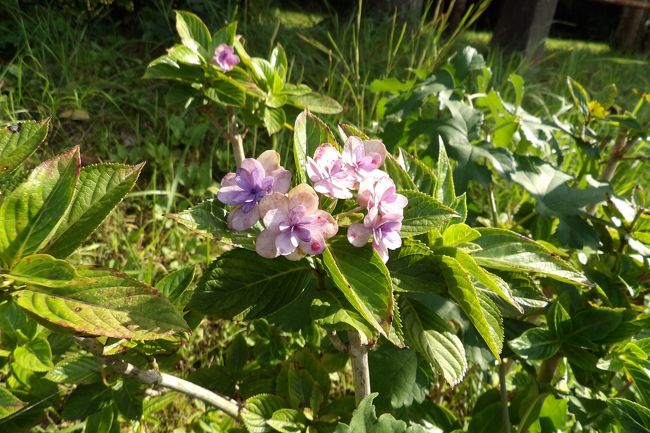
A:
[
  {"xmin": 348, "ymin": 331, "xmax": 371, "ymax": 404},
  {"xmin": 499, "ymin": 360, "xmax": 511, "ymax": 433},
  {"xmin": 77, "ymin": 337, "xmax": 241, "ymax": 419},
  {"xmin": 227, "ymin": 108, "xmax": 246, "ymax": 167}
]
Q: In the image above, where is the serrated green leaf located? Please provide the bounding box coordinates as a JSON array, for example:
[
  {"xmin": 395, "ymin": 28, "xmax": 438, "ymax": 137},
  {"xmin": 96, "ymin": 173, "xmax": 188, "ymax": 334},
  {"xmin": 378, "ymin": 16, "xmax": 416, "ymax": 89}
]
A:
[
  {"xmin": 9, "ymin": 254, "xmax": 79, "ymax": 286},
  {"xmin": 387, "ymin": 241, "xmax": 446, "ymax": 293},
  {"xmin": 439, "ymin": 247, "xmax": 521, "ymax": 311},
  {"xmin": 0, "ymin": 147, "xmax": 79, "ymax": 268},
  {"xmin": 435, "ymin": 255, "xmax": 503, "ymax": 360},
  {"xmin": 83, "ymin": 406, "xmax": 115, "ymax": 433},
  {"xmin": 175, "ymin": 10, "xmax": 211, "ymax": 55},
  {"xmin": 143, "ymin": 55, "xmax": 204, "ymax": 82},
  {"xmin": 210, "ymin": 22, "xmax": 237, "ymax": 53},
  {"xmin": 167, "ymin": 44, "xmax": 202, "ymax": 65},
  {"xmin": 189, "ymin": 248, "xmax": 314, "ymax": 319},
  {"xmin": 242, "ymin": 394, "xmax": 286, "ymax": 433},
  {"xmin": 400, "ymin": 298, "xmax": 467, "ymax": 386},
  {"xmin": 13, "ymin": 337, "xmax": 53, "ymax": 372},
  {"xmin": 205, "ymin": 79, "xmax": 247, "ymax": 106},
  {"xmin": 293, "ymin": 110, "xmax": 338, "ymax": 184},
  {"xmin": 167, "ymin": 199, "xmax": 256, "ymax": 248},
  {"xmin": 368, "ymin": 344, "xmax": 427, "ymax": 410},
  {"xmin": 287, "ymin": 92, "xmax": 342, "ymax": 114},
  {"xmin": 471, "ymin": 228, "xmax": 588, "ymax": 285},
  {"xmin": 263, "ymin": 106, "xmax": 286, "ymax": 135},
  {"xmin": 0, "ymin": 119, "xmax": 49, "ymax": 181},
  {"xmin": 311, "ymin": 292, "xmax": 376, "ymax": 339},
  {"xmin": 45, "ymin": 163, "xmax": 143, "ymax": 258},
  {"xmin": 609, "ymin": 398, "xmax": 650, "ymax": 433},
  {"xmin": 400, "ymin": 190, "xmax": 458, "ymax": 237},
  {"xmin": 45, "ymin": 353, "xmax": 101, "ymax": 384},
  {"xmin": 394, "ymin": 148, "xmax": 436, "ymax": 196},
  {"xmin": 509, "ymin": 328, "xmax": 560, "ymax": 360},
  {"xmin": 13, "ymin": 264, "xmax": 188, "ymax": 340},
  {"xmin": 323, "ymin": 237, "xmax": 393, "ymax": 337},
  {"xmin": 335, "ymin": 393, "xmax": 428, "ymax": 433},
  {"xmin": 155, "ymin": 266, "xmax": 195, "ymax": 309},
  {"xmin": 112, "ymin": 378, "xmax": 143, "ymax": 421},
  {"xmin": 0, "ymin": 386, "xmax": 25, "ymax": 420},
  {"xmin": 62, "ymin": 382, "xmax": 112, "ymax": 420},
  {"xmin": 441, "ymin": 224, "xmax": 480, "ymax": 247}
]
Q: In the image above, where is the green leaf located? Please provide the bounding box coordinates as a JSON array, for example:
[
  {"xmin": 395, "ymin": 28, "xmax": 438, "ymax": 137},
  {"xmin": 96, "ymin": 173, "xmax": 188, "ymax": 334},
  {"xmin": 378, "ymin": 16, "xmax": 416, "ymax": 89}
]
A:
[
  {"xmin": 189, "ymin": 248, "xmax": 314, "ymax": 319},
  {"xmin": 435, "ymin": 255, "xmax": 503, "ymax": 360},
  {"xmin": 439, "ymin": 247, "xmax": 521, "ymax": 311},
  {"xmin": 210, "ymin": 22, "xmax": 237, "ymax": 52},
  {"xmin": 293, "ymin": 110, "xmax": 337, "ymax": 184},
  {"xmin": 167, "ymin": 199, "xmax": 256, "ymax": 249},
  {"xmin": 387, "ymin": 240, "xmax": 446, "ymax": 293},
  {"xmin": 400, "ymin": 298, "xmax": 467, "ymax": 386},
  {"xmin": 0, "ymin": 147, "xmax": 79, "ymax": 268},
  {"xmin": 45, "ymin": 163, "xmax": 143, "ymax": 258},
  {"xmin": 62, "ymin": 382, "xmax": 112, "ymax": 420},
  {"xmin": 335, "ymin": 393, "xmax": 428, "ymax": 433},
  {"xmin": 441, "ymin": 223, "xmax": 480, "ymax": 247},
  {"xmin": 13, "ymin": 337, "xmax": 53, "ymax": 372},
  {"xmin": 242, "ymin": 394, "xmax": 286, "ymax": 433},
  {"xmin": 112, "ymin": 378, "xmax": 143, "ymax": 421},
  {"xmin": 393, "ymin": 148, "xmax": 436, "ymax": 196},
  {"xmin": 471, "ymin": 228, "xmax": 588, "ymax": 285},
  {"xmin": 83, "ymin": 406, "xmax": 115, "ymax": 433},
  {"xmin": 267, "ymin": 408, "xmax": 306, "ymax": 433},
  {"xmin": 13, "ymin": 263, "xmax": 188, "ymax": 340},
  {"xmin": 368, "ymin": 344, "xmax": 427, "ymax": 410},
  {"xmin": 311, "ymin": 293, "xmax": 376, "ymax": 338},
  {"xmin": 0, "ymin": 386, "xmax": 25, "ymax": 420},
  {"xmin": 155, "ymin": 266, "xmax": 195, "ymax": 309},
  {"xmin": 45, "ymin": 353, "xmax": 101, "ymax": 384},
  {"xmin": 286, "ymin": 92, "xmax": 343, "ymax": 114},
  {"xmin": 205, "ymin": 79, "xmax": 247, "ymax": 106},
  {"xmin": 400, "ymin": 190, "xmax": 458, "ymax": 237},
  {"xmin": 167, "ymin": 44, "xmax": 202, "ymax": 65},
  {"xmin": 608, "ymin": 398, "xmax": 650, "ymax": 433},
  {"xmin": 509, "ymin": 328, "xmax": 560, "ymax": 360},
  {"xmin": 529, "ymin": 394, "xmax": 568, "ymax": 433},
  {"xmin": 143, "ymin": 55, "xmax": 204, "ymax": 82},
  {"xmin": 263, "ymin": 106, "xmax": 286, "ymax": 135},
  {"xmin": 567, "ymin": 77, "xmax": 591, "ymax": 119},
  {"xmin": 9, "ymin": 254, "xmax": 79, "ymax": 286},
  {"xmin": 323, "ymin": 237, "xmax": 393, "ymax": 337},
  {"xmin": 625, "ymin": 360, "xmax": 650, "ymax": 407},
  {"xmin": 0, "ymin": 119, "xmax": 49, "ymax": 181},
  {"xmin": 175, "ymin": 10, "xmax": 211, "ymax": 55}
]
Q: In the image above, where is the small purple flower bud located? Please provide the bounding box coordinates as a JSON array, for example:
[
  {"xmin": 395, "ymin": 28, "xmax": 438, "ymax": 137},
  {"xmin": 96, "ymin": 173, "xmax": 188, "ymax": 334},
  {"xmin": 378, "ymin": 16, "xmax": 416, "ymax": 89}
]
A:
[
  {"xmin": 212, "ymin": 43, "xmax": 240, "ymax": 71},
  {"xmin": 347, "ymin": 212, "xmax": 403, "ymax": 263}
]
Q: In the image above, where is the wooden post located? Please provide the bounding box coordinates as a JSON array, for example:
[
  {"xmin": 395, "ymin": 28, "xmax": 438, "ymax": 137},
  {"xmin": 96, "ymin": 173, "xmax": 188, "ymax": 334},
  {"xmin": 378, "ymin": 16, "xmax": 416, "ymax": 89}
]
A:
[
  {"xmin": 491, "ymin": 0, "xmax": 560, "ymax": 58},
  {"xmin": 614, "ymin": 6, "xmax": 649, "ymax": 51}
]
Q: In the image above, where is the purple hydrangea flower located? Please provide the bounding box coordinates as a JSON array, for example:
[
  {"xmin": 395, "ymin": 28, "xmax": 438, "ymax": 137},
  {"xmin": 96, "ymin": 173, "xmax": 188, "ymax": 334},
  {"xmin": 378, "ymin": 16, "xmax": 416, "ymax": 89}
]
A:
[
  {"xmin": 256, "ymin": 184, "xmax": 338, "ymax": 260},
  {"xmin": 357, "ymin": 174, "xmax": 408, "ymax": 220},
  {"xmin": 347, "ymin": 212, "xmax": 403, "ymax": 263},
  {"xmin": 307, "ymin": 144, "xmax": 354, "ymax": 199},
  {"xmin": 217, "ymin": 150, "xmax": 291, "ymax": 231},
  {"xmin": 341, "ymin": 136, "xmax": 387, "ymax": 184},
  {"xmin": 211, "ymin": 43, "xmax": 240, "ymax": 71}
]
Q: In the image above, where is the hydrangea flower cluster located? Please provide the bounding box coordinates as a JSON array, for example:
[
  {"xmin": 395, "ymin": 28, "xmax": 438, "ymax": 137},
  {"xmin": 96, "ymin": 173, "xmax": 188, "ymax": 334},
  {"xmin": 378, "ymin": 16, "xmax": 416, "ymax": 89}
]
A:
[
  {"xmin": 211, "ymin": 44, "xmax": 240, "ymax": 71},
  {"xmin": 308, "ymin": 136, "xmax": 407, "ymax": 262},
  {"xmin": 217, "ymin": 136, "xmax": 407, "ymax": 263},
  {"xmin": 217, "ymin": 151, "xmax": 337, "ymax": 260}
]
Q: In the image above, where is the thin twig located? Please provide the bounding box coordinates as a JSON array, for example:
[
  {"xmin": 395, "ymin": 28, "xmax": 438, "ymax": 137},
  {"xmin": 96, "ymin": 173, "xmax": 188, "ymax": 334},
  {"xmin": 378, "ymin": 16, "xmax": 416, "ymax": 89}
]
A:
[
  {"xmin": 76, "ymin": 337, "xmax": 241, "ymax": 419},
  {"xmin": 328, "ymin": 331, "xmax": 349, "ymax": 354}
]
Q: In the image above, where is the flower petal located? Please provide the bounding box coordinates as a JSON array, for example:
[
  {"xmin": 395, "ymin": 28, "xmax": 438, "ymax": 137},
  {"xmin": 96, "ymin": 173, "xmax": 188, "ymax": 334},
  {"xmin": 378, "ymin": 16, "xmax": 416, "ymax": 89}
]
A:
[
  {"xmin": 276, "ymin": 230, "xmax": 298, "ymax": 256},
  {"xmin": 255, "ymin": 228, "xmax": 279, "ymax": 258},
  {"xmin": 270, "ymin": 168, "xmax": 291, "ymax": 194},
  {"xmin": 300, "ymin": 233, "xmax": 326, "ymax": 255},
  {"xmin": 288, "ymin": 184, "xmax": 319, "ymax": 214},
  {"xmin": 363, "ymin": 139, "xmax": 387, "ymax": 165},
  {"xmin": 309, "ymin": 210, "xmax": 338, "ymax": 239},
  {"xmin": 347, "ymin": 223, "xmax": 372, "ymax": 247},
  {"xmin": 259, "ymin": 193, "xmax": 289, "ymax": 229},
  {"xmin": 257, "ymin": 149, "xmax": 281, "ymax": 174},
  {"xmin": 227, "ymin": 205, "xmax": 260, "ymax": 231}
]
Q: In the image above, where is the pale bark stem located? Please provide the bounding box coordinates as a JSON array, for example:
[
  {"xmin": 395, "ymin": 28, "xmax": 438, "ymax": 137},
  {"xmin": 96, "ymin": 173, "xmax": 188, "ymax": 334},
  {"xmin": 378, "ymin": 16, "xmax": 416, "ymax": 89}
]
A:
[{"xmin": 347, "ymin": 331, "xmax": 371, "ymax": 404}]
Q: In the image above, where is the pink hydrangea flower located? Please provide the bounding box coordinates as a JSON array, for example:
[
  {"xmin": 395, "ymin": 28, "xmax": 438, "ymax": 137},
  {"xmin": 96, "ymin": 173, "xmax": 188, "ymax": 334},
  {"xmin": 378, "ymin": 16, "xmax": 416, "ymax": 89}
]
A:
[
  {"xmin": 217, "ymin": 150, "xmax": 291, "ymax": 231},
  {"xmin": 256, "ymin": 184, "xmax": 338, "ymax": 260},
  {"xmin": 358, "ymin": 174, "xmax": 408, "ymax": 220},
  {"xmin": 347, "ymin": 213, "xmax": 403, "ymax": 263},
  {"xmin": 341, "ymin": 136, "xmax": 387, "ymax": 184},
  {"xmin": 307, "ymin": 144, "xmax": 354, "ymax": 199},
  {"xmin": 211, "ymin": 44, "xmax": 240, "ymax": 71}
]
